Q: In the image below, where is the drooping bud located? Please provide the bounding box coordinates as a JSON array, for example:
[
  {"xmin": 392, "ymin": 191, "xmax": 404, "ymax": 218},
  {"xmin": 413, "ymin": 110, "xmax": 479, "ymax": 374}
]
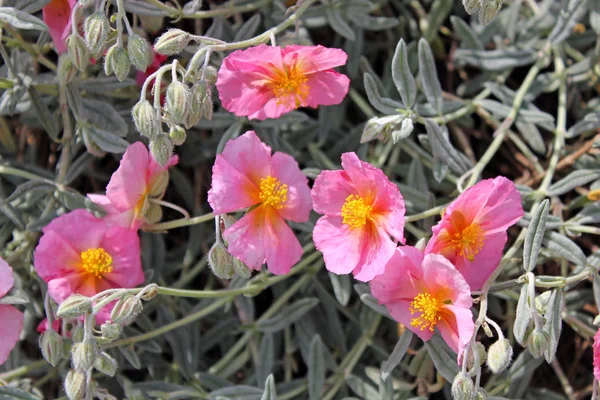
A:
[
  {"xmin": 66, "ymin": 34, "xmax": 89, "ymax": 71},
  {"xmin": 462, "ymin": 0, "xmax": 480, "ymax": 14},
  {"xmin": 71, "ymin": 339, "xmax": 99, "ymax": 372},
  {"xmin": 144, "ymin": 203, "xmax": 163, "ymax": 224},
  {"xmin": 466, "ymin": 342, "xmax": 487, "ymax": 370},
  {"xmin": 84, "ymin": 12, "xmax": 109, "ymax": 59},
  {"xmin": 478, "ymin": 0, "xmax": 502, "ymax": 25},
  {"xmin": 39, "ymin": 328, "xmax": 63, "ymax": 366},
  {"xmin": 149, "ymin": 135, "xmax": 174, "ymax": 167},
  {"xmin": 169, "ymin": 125, "xmax": 186, "ymax": 146},
  {"xmin": 100, "ymin": 322, "xmax": 121, "ymax": 341},
  {"xmin": 64, "ymin": 369, "xmax": 86, "ymax": 400},
  {"xmin": 200, "ymin": 85, "xmax": 213, "ymax": 120},
  {"xmin": 203, "ymin": 66, "xmax": 218, "ymax": 86},
  {"xmin": 128, "ymin": 34, "xmax": 152, "ymax": 71},
  {"xmin": 132, "ymin": 100, "xmax": 160, "ymax": 139},
  {"xmin": 71, "ymin": 326, "xmax": 84, "ymax": 344},
  {"xmin": 165, "ymin": 81, "xmax": 190, "ymax": 124},
  {"xmin": 103, "ymin": 44, "xmax": 117, "ymax": 76},
  {"xmin": 154, "ymin": 29, "xmax": 191, "ymax": 55},
  {"xmin": 527, "ymin": 329, "xmax": 549, "ymax": 358},
  {"xmin": 111, "ymin": 45, "xmax": 131, "ymax": 81},
  {"xmin": 185, "ymin": 83, "xmax": 205, "ymax": 128},
  {"xmin": 94, "ymin": 352, "xmax": 118, "ymax": 377},
  {"xmin": 110, "ymin": 295, "xmax": 143, "ymax": 325},
  {"xmin": 475, "ymin": 388, "xmax": 488, "ymax": 400},
  {"xmin": 58, "ymin": 54, "xmax": 77, "ymax": 85},
  {"xmin": 56, "ymin": 294, "xmax": 92, "ymax": 319},
  {"xmin": 233, "ymin": 257, "xmax": 252, "ymax": 279},
  {"xmin": 148, "ymin": 171, "xmax": 170, "ymax": 197},
  {"xmin": 208, "ymin": 242, "xmax": 235, "ymax": 279},
  {"xmin": 451, "ymin": 372, "xmax": 474, "ymax": 400},
  {"xmin": 486, "ymin": 338, "xmax": 513, "ymax": 373}
]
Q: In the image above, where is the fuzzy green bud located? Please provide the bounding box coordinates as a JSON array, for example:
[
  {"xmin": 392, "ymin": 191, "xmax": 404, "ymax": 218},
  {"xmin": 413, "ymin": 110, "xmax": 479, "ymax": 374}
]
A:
[
  {"xmin": 451, "ymin": 372, "xmax": 474, "ymax": 400},
  {"xmin": 71, "ymin": 326, "xmax": 84, "ymax": 344},
  {"xmin": 39, "ymin": 328, "xmax": 63, "ymax": 366},
  {"xmin": 140, "ymin": 285, "xmax": 159, "ymax": 301},
  {"xmin": 466, "ymin": 342, "xmax": 487, "ymax": 370},
  {"xmin": 148, "ymin": 171, "xmax": 169, "ymax": 197},
  {"xmin": 149, "ymin": 135, "xmax": 174, "ymax": 167},
  {"xmin": 94, "ymin": 352, "xmax": 118, "ymax": 377},
  {"xmin": 100, "ymin": 322, "xmax": 121, "ymax": 341},
  {"xmin": 111, "ymin": 295, "xmax": 143, "ymax": 325},
  {"xmin": 462, "ymin": 0, "xmax": 480, "ymax": 14},
  {"xmin": 128, "ymin": 34, "xmax": 152, "ymax": 71},
  {"xmin": 203, "ymin": 66, "xmax": 218, "ymax": 86},
  {"xmin": 145, "ymin": 203, "xmax": 163, "ymax": 224},
  {"xmin": 233, "ymin": 257, "xmax": 252, "ymax": 279},
  {"xmin": 200, "ymin": 85, "xmax": 213, "ymax": 120},
  {"xmin": 84, "ymin": 12, "xmax": 109, "ymax": 58},
  {"xmin": 169, "ymin": 125, "xmax": 186, "ymax": 146},
  {"xmin": 111, "ymin": 45, "xmax": 131, "ymax": 81},
  {"xmin": 71, "ymin": 339, "xmax": 99, "ymax": 372},
  {"xmin": 66, "ymin": 34, "xmax": 89, "ymax": 71},
  {"xmin": 479, "ymin": 0, "xmax": 502, "ymax": 25},
  {"xmin": 103, "ymin": 44, "xmax": 116, "ymax": 76},
  {"xmin": 528, "ymin": 329, "xmax": 549, "ymax": 358},
  {"xmin": 486, "ymin": 338, "xmax": 513, "ymax": 373},
  {"xmin": 165, "ymin": 81, "xmax": 190, "ymax": 124},
  {"xmin": 475, "ymin": 388, "xmax": 488, "ymax": 400},
  {"xmin": 58, "ymin": 54, "xmax": 77, "ymax": 85},
  {"xmin": 57, "ymin": 294, "xmax": 92, "ymax": 319},
  {"xmin": 64, "ymin": 369, "xmax": 86, "ymax": 400},
  {"xmin": 208, "ymin": 242, "xmax": 235, "ymax": 279},
  {"xmin": 154, "ymin": 29, "xmax": 191, "ymax": 55},
  {"xmin": 132, "ymin": 100, "xmax": 160, "ymax": 139}
]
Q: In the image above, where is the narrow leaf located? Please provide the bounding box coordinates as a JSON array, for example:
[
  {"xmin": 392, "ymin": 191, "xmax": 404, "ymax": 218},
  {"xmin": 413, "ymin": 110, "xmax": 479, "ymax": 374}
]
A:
[
  {"xmin": 542, "ymin": 231, "xmax": 587, "ymax": 266},
  {"xmin": 257, "ymin": 298, "xmax": 319, "ymax": 333},
  {"xmin": 381, "ymin": 330, "xmax": 413, "ymax": 380},
  {"xmin": 257, "ymin": 334, "xmax": 273, "ymax": 388},
  {"xmin": 260, "ymin": 375, "xmax": 276, "ymax": 400},
  {"xmin": 548, "ymin": 0, "xmax": 586, "ymax": 44},
  {"xmin": 547, "ymin": 169, "xmax": 600, "ymax": 196},
  {"xmin": 308, "ymin": 335, "xmax": 325, "ymax": 400},
  {"xmin": 424, "ymin": 335, "xmax": 459, "ymax": 382},
  {"xmin": 523, "ymin": 199, "xmax": 550, "ymax": 272},
  {"xmin": 328, "ymin": 272, "xmax": 351, "ymax": 306},
  {"xmin": 391, "ymin": 39, "xmax": 416, "ymax": 109},
  {"xmin": 543, "ymin": 289, "xmax": 563, "ymax": 363},
  {"xmin": 418, "ymin": 39, "xmax": 442, "ymax": 113},
  {"xmin": 0, "ymin": 7, "xmax": 47, "ymax": 31}
]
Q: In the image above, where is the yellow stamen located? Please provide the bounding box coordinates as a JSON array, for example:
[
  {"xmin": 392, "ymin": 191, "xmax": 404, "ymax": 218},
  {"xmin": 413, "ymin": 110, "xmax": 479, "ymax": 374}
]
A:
[
  {"xmin": 259, "ymin": 176, "xmax": 288, "ymax": 209},
  {"xmin": 341, "ymin": 194, "xmax": 372, "ymax": 229},
  {"xmin": 410, "ymin": 293, "xmax": 441, "ymax": 331},
  {"xmin": 449, "ymin": 222, "xmax": 485, "ymax": 261},
  {"xmin": 80, "ymin": 248, "xmax": 113, "ymax": 278},
  {"xmin": 271, "ymin": 66, "xmax": 309, "ymax": 108}
]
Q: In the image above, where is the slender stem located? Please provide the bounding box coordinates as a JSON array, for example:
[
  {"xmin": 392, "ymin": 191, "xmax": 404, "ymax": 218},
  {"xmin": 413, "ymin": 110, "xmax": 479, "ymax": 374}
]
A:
[
  {"xmin": 150, "ymin": 198, "xmax": 190, "ymax": 219},
  {"xmin": 144, "ymin": 211, "xmax": 215, "ymax": 231},
  {"xmin": 0, "ymin": 165, "xmax": 46, "ymax": 181},
  {"xmin": 405, "ymin": 204, "xmax": 446, "ymax": 222},
  {"xmin": 57, "ymin": 81, "xmax": 73, "ymax": 184},
  {"xmin": 0, "ymin": 359, "xmax": 48, "ymax": 382}
]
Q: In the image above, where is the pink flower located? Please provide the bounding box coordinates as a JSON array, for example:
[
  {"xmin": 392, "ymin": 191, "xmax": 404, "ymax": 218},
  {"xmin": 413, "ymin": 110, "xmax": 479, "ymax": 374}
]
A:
[
  {"xmin": 207, "ymin": 131, "xmax": 312, "ymax": 274},
  {"xmin": 371, "ymin": 247, "xmax": 474, "ymax": 357},
  {"xmin": 0, "ymin": 258, "xmax": 24, "ymax": 365},
  {"xmin": 425, "ymin": 176, "xmax": 524, "ymax": 291},
  {"xmin": 89, "ymin": 142, "xmax": 178, "ymax": 230},
  {"xmin": 43, "ymin": 0, "xmax": 77, "ymax": 54},
  {"xmin": 594, "ymin": 328, "xmax": 600, "ymax": 381},
  {"xmin": 216, "ymin": 44, "xmax": 350, "ymax": 120},
  {"xmin": 311, "ymin": 152, "xmax": 405, "ymax": 282},
  {"xmin": 33, "ymin": 209, "xmax": 144, "ymax": 324}
]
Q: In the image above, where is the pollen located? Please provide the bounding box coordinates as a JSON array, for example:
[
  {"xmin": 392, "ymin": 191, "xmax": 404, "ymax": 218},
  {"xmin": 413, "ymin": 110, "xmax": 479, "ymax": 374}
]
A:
[
  {"xmin": 410, "ymin": 293, "xmax": 441, "ymax": 331},
  {"xmin": 271, "ymin": 66, "xmax": 309, "ymax": 108},
  {"xmin": 449, "ymin": 222, "xmax": 485, "ymax": 261},
  {"xmin": 80, "ymin": 248, "xmax": 113, "ymax": 278},
  {"xmin": 341, "ymin": 194, "xmax": 372, "ymax": 229},
  {"xmin": 259, "ymin": 176, "xmax": 288, "ymax": 209}
]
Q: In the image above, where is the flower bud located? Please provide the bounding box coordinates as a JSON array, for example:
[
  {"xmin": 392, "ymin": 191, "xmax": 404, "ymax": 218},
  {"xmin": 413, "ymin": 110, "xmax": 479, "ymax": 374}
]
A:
[
  {"xmin": 208, "ymin": 242, "xmax": 235, "ymax": 279},
  {"xmin": 527, "ymin": 329, "xmax": 549, "ymax": 358},
  {"xmin": 203, "ymin": 66, "xmax": 218, "ymax": 86},
  {"xmin": 154, "ymin": 29, "xmax": 191, "ymax": 55},
  {"xmin": 475, "ymin": 388, "xmax": 488, "ymax": 400},
  {"xmin": 148, "ymin": 171, "xmax": 170, "ymax": 197},
  {"xmin": 169, "ymin": 125, "xmax": 186, "ymax": 146},
  {"xmin": 58, "ymin": 54, "xmax": 77, "ymax": 84},
  {"xmin": 71, "ymin": 339, "xmax": 99, "ymax": 372},
  {"xmin": 466, "ymin": 342, "xmax": 487, "ymax": 370},
  {"xmin": 149, "ymin": 135, "xmax": 174, "ymax": 167},
  {"xmin": 140, "ymin": 285, "xmax": 158, "ymax": 301},
  {"xmin": 84, "ymin": 12, "xmax": 109, "ymax": 59},
  {"xmin": 39, "ymin": 328, "xmax": 63, "ymax": 366},
  {"xmin": 94, "ymin": 352, "xmax": 118, "ymax": 377},
  {"xmin": 451, "ymin": 372, "xmax": 474, "ymax": 400},
  {"xmin": 165, "ymin": 81, "xmax": 190, "ymax": 124},
  {"xmin": 361, "ymin": 115, "xmax": 403, "ymax": 144},
  {"xmin": 486, "ymin": 338, "xmax": 513, "ymax": 373},
  {"xmin": 103, "ymin": 44, "xmax": 116, "ymax": 76},
  {"xmin": 57, "ymin": 294, "xmax": 92, "ymax": 319},
  {"xmin": 132, "ymin": 100, "xmax": 160, "ymax": 139},
  {"xmin": 111, "ymin": 295, "xmax": 143, "ymax": 325},
  {"xmin": 67, "ymin": 34, "xmax": 89, "ymax": 71},
  {"xmin": 128, "ymin": 34, "xmax": 152, "ymax": 71},
  {"xmin": 107, "ymin": 45, "xmax": 131, "ymax": 81},
  {"xmin": 233, "ymin": 257, "xmax": 252, "ymax": 279},
  {"xmin": 71, "ymin": 326, "xmax": 84, "ymax": 344},
  {"xmin": 100, "ymin": 322, "xmax": 121, "ymax": 341},
  {"xmin": 462, "ymin": 0, "xmax": 480, "ymax": 14},
  {"xmin": 64, "ymin": 369, "xmax": 86, "ymax": 400},
  {"xmin": 200, "ymin": 86, "xmax": 213, "ymax": 120},
  {"xmin": 78, "ymin": 0, "xmax": 95, "ymax": 7},
  {"xmin": 144, "ymin": 202, "xmax": 163, "ymax": 224},
  {"xmin": 479, "ymin": 0, "xmax": 502, "ymax": 25}
]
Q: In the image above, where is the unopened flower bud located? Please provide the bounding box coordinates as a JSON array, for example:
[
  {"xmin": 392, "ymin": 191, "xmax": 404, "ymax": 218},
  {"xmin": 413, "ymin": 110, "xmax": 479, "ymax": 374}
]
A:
[
  {"xmin": 64, "ymin": 369, "xmax": 86, "ymax": 400},
  {"xmin": 451, "ymin": 372, "xmax": 474, "ymax": 400},
  {"xmin": 527, "ymin": 329, "xmax": 549, "ymax": 358},
  {"xmin": 94, "ymin": 352, "xmax": 118, "ymax": 377},
  {"xmin": 132, "ymin": 100, "xmax": 160, "ymax": 139},
  {"xmin": 71, "ymin": 326, "xmax": 84, "ymax": 344},
  {"xmin": 169, "ymin": 125, "xmax": 186, "ymax": 145},
  {"xmin": 71, "ymin": 339, "xmax": 99, "ymax": 372},
  {"xmin": 148, "ymin": 171, "xmax": 170, "ymax": 197},
  {"xmin": 145, "ymin": 202, "xmax": 163, "ymax": 224},
  {"xmin": 67, "ymin": 34, "xmax": 89, "ymax": 71},
  {"xmin": 100, "ymin": 322, "xmax": 121, "ymax": 341},
  {"xmin": 84, "ymin": 12, "xmax": 109, "ymax": 58},
  {"xmin": 233, "ymin": 257, "xmax": 252, "ymax": 279},
  {"xmin": 111, "ymin": 295, "xmax": 143, "ymax": 325},
  {"xmin": 208, "ymin": 242, "xmax": 235, "ymax": 279},
  {"xmin": 203, "ymin": 66, "xmax": 218, "ymax": 86},
  {"xmin": 466, "ymin": 342, "xmax": 487, "ymax": 370},
  {"xmin": 478, "ymin": 0, "xmax": 502, "ymax": 25},
  {"xmin": 108, "ymin": 45, "xmax": 131, "ymax": 81},
  {"xmin": 200, "ymin": 86, "xmax": 213, "ymax": 120},
  {"xmin": 128, "ymin": 34, "xmax": 152, "ymax": 71},
  {"xmin": 103, "ymin": 44, "xmax": 116, "ymax": 76},
  {"xmin": 154, "ymin": 29, "xmax": 191, "ymax": 55},
  {"xmin": 39, "ymin": 328, "xmax": 63, "ymax": 366},
  {"xmin": 58, "ymin": 54, "xmax": 77, "ymax": 84},
  {"xmin": 149, "ymin": 135, "xmax": 174, "ymax": 167},
  {"xmin": 487, "ymin": 338, "xmax": 513, "ymax": 373},
  {"xmin": 475, "ymin": 388, "xmax": 488, "ymax": 400},
  {"xmin": 165, "ymin": 81, "xmax": 190, "ymax": 124},
  {"xmin": 462, "ymin": 0, "xmax": 480, "ymax": 14},
  {"xmin": 57, "ymin": 294, "xmax": 92, "ymax": 319}
]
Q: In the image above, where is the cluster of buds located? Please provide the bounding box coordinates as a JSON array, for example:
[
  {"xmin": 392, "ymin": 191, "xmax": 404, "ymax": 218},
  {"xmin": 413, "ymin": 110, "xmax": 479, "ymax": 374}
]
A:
[{"xmin": 462, "ymin": 0, "xmax": 504, "ymax": 25}]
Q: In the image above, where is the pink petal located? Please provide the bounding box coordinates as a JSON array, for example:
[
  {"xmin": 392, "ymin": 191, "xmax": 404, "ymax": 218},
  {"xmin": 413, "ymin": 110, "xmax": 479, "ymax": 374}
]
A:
[
  {"xmin": 42, "ymin": 0, "xmax": 73, "ymax": 54},
  {"xmin": 313, "ymin": 216, "xmax": 362, "ymax": 275},
  {"xmin": 41, "ymin": 209, "xmax": 107, "ymax": 252},
  {"xmin": 594, "ymin": 329, "xmax": 600, "ymax": 381},
  {"xmin": 282, "ymin": 45, "xmax": 348, "ymax": 74},
  {"xmin": 305, "ymin": 70, "xmax": 350, "ymax": 107},
  {"xmin": 263, "ymin": 207, "xmax": 303, "ymax": 274},
  {"xmin": 353, "ymin": 224, "xmax": 397, "ymax": 282},
  {"xmin": 219, "ymin": 131, "xmax": 272, "ymax": 186},
  {"xmin": 208, "ymin": 153, "xmax": 260, "ymax": 215},
  {"xmin": 106, "ymin": 142, "xmax": 149, "ymax": 212},
  {"xmin": 99, "ymin": 226, "xmax": 144, "ymax": 288},
  {"xmin": 47, "ymin": 273, "xmax": 94, "ymax": 304},
  {"xmin": 453, "ymin": 231, "xmax": 507, "ymax": 291},
  {"xmin": 270, "ymin": 152, "xmax": 312, "ymax": 223},
  {"xmin": 247, "ymin": 96, "xmax": 296, "ymax": 120},
  {"xmin": 438, "ymin": 305, "xmax": 474, "ymax": 357},
  {"xmin": 147, "ymin": 154, "xmax": 178, "ymax": 183},
  {"xmin": 0, "ymin": 257, "xmax": 14, "ymax": 298},
  {"xmin": 370, "ymin": 247, "xmax": 423, "ymax": 305},
  {"xmin": 476, "ymin": 176, "xmax": 524, "ymax": 233},
  {"xmin": 421, "ymin": 253, "xmax": 473, "ymax": 308},
  {"xmin": 224, "ymin": 206, "xmax": 268, "ymax": 271},
  {"xmin": 87, "ymin": 194, "xmax": 139, "ymax": 230},
  {"xmin": 311, "ymin": 170, "xmax": 355, "ymax": 216},
  {"xmin": 0, "ymin": 305, "xmax": 23, "ymax": 365},
  {"xmin": 33, "ymin": 230, "xmax": 81, "ymax": 282}
]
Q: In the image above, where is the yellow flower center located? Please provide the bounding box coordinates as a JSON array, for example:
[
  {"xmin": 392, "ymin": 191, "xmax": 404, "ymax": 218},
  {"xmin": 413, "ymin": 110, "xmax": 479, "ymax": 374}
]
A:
[
  {"xmin": 259, "ymin": 176, "xmax": 288, "ymax": 209},
  {"xmin": 271, "ymin": 67, "xmax": 309, "ymax": 108},
  {"xmin": 449, "ymin": 222, "xmax": 485, "ymax": 261},
  {"xmin": 341, "ymin": 194, "xmax": 372, "ymax": 229},
  {"xmin": 80, "ymin": 248, "xmax": 113, "ymax": 278},
  {"xmin": 410, "ymin": 293, "xmax": 441, "ymax": 331}
]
